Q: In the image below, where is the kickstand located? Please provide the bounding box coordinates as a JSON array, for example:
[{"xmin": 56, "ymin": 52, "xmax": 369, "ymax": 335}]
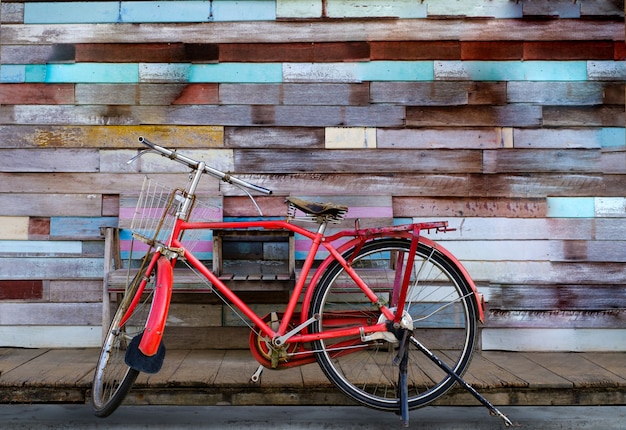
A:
[
  {"xmin": 394, "ymin": 329, "xmax": 411, "ymax": 427},
  {"xmin": 410, "ymin": 336, "xmax": 514, "ymax": 427}
]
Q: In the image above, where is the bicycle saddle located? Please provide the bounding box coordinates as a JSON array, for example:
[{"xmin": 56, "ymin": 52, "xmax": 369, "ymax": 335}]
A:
[{"xmin": 286, "ymin": 197, "xmax": 348, "ymax": 221}]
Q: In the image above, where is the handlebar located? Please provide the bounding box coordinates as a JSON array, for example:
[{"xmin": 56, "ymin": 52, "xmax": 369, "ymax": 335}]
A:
[{"xmin": 136, "ymin": 136, "xmax": 272, "ymax": 196}]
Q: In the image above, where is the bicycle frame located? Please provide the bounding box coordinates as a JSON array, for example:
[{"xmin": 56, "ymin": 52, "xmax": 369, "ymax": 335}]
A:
[{"xmin": 125, "ymin": 216, "xmax": 484, "ymax": 361}]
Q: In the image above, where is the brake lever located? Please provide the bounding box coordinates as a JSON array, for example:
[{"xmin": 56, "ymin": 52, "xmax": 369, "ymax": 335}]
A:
[{"xmin": 127, "ymin": 149, "xmax": 157, "ymax": 165}]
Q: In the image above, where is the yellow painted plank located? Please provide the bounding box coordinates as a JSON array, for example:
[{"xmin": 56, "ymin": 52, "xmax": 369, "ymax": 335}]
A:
[
  {"xmin": 2, "ymin": 125, "xmax": 223, "ymax": 149},
  {"xmin": 325, "ymin": 127, "xmax": 376, "ymax": 149},
  {"xmin": 0, "ymin": 217, "xmax": 29, "ymax": 240}
]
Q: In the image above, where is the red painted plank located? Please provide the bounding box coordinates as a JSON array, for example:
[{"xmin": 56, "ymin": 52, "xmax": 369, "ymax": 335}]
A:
[
  {"xmin": 28, "ymin": 218, "xmax": 50, "ymax": 240},
  {"xmin": 0, "ymin": 280, "xmax": 43, "ymax": 300},
  {"xmin": 370, "ymin": 41, "xmax": 460, "ymax": 60},
  {"xmin": 75, "ymin": 43, "xmax": 219, "ymax": 63},
  {"xmin": 219, "ymin": 42, "xmax": 369, "ymax": 62},
  {"xmin": 461, "ymin": 41, "xmax": 523, "ymax": 60},
  {"xmin": 524, "ymin": 41, "xmax": 615, "ymax": 60},
  {"xmin": 615, "ymin": 41, "xmax": 626, "ymax": 60},
  {"xmin": 0, "ymin": 84, "xmax": 74, "ymax": 105},
  {"xmin": 172, "ymin": 84, "xmax": 219, "ymax": 104}
]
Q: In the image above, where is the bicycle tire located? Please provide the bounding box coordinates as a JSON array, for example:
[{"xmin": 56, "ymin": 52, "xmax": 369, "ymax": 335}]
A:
[
  {"xmin": 310, "ymin": 238, "xmax": 478, "ymax": 411},
  {"xmin": 91, "ymin": 268, "xmax": 155, "ymax": 417}
]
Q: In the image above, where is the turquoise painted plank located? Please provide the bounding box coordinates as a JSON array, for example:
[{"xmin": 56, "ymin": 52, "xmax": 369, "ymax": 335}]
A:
[
  {"xmin": 0, "ymin": 240, "xmax": 82, "ymax": 255},
  {"xmin": 25, "ymin": 64, "xmax": 139, "ymax": 83},
  {"xmin": 358, "ymin": 61, "xmax": 434, "ymax": 81},
  {"xmin": 0, "ymin": 65, "xmax": 25, "ymax": 83},
  {"xmin": 121, "ymin": 1, "xmax": 212, "ymax": 23},
  {"xmin": 24, "ymin": 2, "xmax": 120, "ymax": 24},
  {"xmin": 600, "ymin": 128, "xmax": 626, "ymax": 148},
  {"xmin": 50, "ymin": 217, "xmax": 118, "ymax": 238},
  {"xmin": 190, "ymin": 63, "xmax": 283, "ymax": 83},
  {"xmin": 211, "ymin": 0, "xmax": 276, "ymax": 21},
  {"xmin": 546, "ymin": 197, "xmax": 595, "ymax": 218},
  {"xmin": 435, "ymin": 61, "xmax": 587, "ymax": 81}
]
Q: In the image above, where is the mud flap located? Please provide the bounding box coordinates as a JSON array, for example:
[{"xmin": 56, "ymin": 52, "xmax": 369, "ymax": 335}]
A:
[{"xmin": 125, "ymin": 331, "xmax": 166, "ymax": 374}]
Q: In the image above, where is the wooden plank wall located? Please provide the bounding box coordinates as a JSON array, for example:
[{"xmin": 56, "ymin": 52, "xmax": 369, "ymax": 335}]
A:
[{"xmin": 0, "ymin": 0, "xmax": 624, "ymax": 351}]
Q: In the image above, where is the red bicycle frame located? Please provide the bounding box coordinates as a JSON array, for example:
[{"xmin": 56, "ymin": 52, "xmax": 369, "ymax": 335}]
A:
[{"xmin": 126, "ymin": 218, "xmax": 484, "ymax": 359}]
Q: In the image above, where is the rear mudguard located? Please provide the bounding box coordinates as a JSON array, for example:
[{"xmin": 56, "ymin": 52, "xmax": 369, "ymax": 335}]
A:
[
  {"xmin": 139, "ymin": 255, "xmax": 174, "ymax": 356},
  {"xmin": 301, "ymin": 233, "xmax": 484, "ymax": 323}
]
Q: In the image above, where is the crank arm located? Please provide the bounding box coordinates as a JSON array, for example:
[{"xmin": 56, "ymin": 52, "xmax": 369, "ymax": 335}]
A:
[
  {"xmin": 409, "ymin": 336, "xmax": 514, "ymax": 427},
  {"xmin": 273, "ymin": 314, "xmax": 319, "ymax": 347}
]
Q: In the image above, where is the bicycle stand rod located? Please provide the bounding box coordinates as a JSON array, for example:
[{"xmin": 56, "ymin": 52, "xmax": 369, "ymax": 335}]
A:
[{"xmin": 409, "ymin": 336, "xmax": 514, "ymax": 427}]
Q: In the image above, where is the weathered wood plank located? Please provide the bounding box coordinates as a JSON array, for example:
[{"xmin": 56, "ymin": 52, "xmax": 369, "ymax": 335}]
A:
[
  {"xmin": 0, "ymin": 326, "xmax": 102, "ymax": 348},
  {"xmin": 0, "ymin": 216, "xmax": 29, "ymax": 240},
  {"xmin": 224, "ymin": 127, "xmax": 324, "ymax": 149},
  {"xmin": 3, "ymin": 20, "xmax": 622, "ymax": 45},
  {"xmin": 370, "ymin": 41, "xmax": 460, "ymax": 60},
  {"xmin": 525, "ymin": 352, "xmax": 626, "ymax": 386},
  {"xmin": 0, "ymin": 280, "xmax": 43, "ymax": 300},
  {"xmin": 233, "ymin": 149, "xmax": 483, "ymax": 173},
  {"xmin": 75, "ymin": 83, "xmax": 219, "ymax": 105},
  {"xmin": 0, "ymin": 303, "xmax": 101, "ymax": 326},
  {"xmin": 513, "ymin": 128, "xmax": 606, "ymax": 149},
  {"xmin": 50, "ymin": 217, "xmax": 117, "ymax": 239},
  {"xmin": 0, "ymin": 348, "xmax": 97, "ymax": 387},
  {"xmin": 377, "ymin": 128, "xmax": 505, "ymax": 149},
  {"xmin": 461, "ymin": 41, "xmax": 523, "ymax": 60},
  {"xmin": 435, "ymin": 60, "xmax": 587, "ymax": 81},
  {"xmin": 406, "ymin": 106, "xmax": 542, "ymax": 127},
  {"xmin": 0, "ymin": 240, "xmax": 82, "ymax": 257},
  {"xmin": 0, "ymin": 257, "xmax": 103, "ymax": 279},
  {"xmin": 0, "ymin": 194, "xmax": 102, "ymax": 217},
  {"xmin": 481, "ymin": 351, "xmax": 572, "ymax": 389},
  {"xmin": 483, "ymin": 328, "xmax": 626, "ymax": 351},
  {"xmin": 50, "ymin": 280, "xmax": 102, "ymax": 303},
  {"xmin": 483, "ymin": 149, "xmax": 602, "ymax": 173},
  {"xmin": 0, "ymin": 3, "xmax": 24, "ymax": 24},
  {"xmin": 75, "ymin": 42, "xmax": 200, "ymax": 62},
  {"xmin": 0, "ymin": 148, "xmax": 99, "ymax": 172},
  {"xmin": 543, "ymin": 106, "xmax": 625, "ymax": 127},
  {"xmin": 0, "ymin": 125, "xmax": 223, "ymax": 149},
  {"xmin": 0, "ymin": 83, "xmax": 74, "ymax": 104},
  {"xmin": 395, "ymin": 197, "xmax": 546, "ymax": 218},
  {"xmin": 486, "ymin": 310, "xmax": 626, "ymax": 328},
  {"xmin": 219, "ymin": 83, "xmax": 369, "ymax": 106},
  {"xmin": 220, "ymin": 42, "xmax": 370, "ymax": 62},
  {"xmin": 524, "ymin": 41, "xmax": 616, "ymax": 60},
  {"xmin": 507, "ymin": 82, "xmax": 611, "ymax": 105}
]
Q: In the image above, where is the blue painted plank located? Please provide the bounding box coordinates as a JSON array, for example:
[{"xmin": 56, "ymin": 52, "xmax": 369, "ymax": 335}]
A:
[
  {"xmin": 121, "ymin": 1, "xmax": 212, "ymax": 23},
  {"xmin": 190, "ymin": 63, "xmax": 283, "ymax": 83},
  {"xmin": 0, "ymin": 240, "xmax": 82, "ymax": 255},
  {"xmin": 211, "ymin": 0, "xmax": 276, "ymax": 21},
  {"xmin": 546, "ymin": 198, "xmax": 595, "ymax": 218},
  {"xmin": 24, "ymin": 2, "xmax": 120, "ymax": 24},
  {"xmin": 25, "ymin": 64, "xmax": 139, "ymax": 83},
  {"xmin": 50, "ymin": 217, "xmax": 118, "ymax": 238},
  {"xmin": 25, "ymin": 1, "xmax": 276, "ymax": 23},
  {"xmin": 0, "ymin": 65, "xmax": 25, "ymax": 83},
  {"xmin": 600, "ymin": 128, "xmax": 626, "ymax": 148}
]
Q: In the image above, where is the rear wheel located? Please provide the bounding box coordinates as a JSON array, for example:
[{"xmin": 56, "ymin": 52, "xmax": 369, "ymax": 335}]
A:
[
  {"xmin": 91, "ymin": 267, "xmax": 155, "ymax": 417},
  {"xmin": 310, "ymin": 238, "xmax": 478, "ymax": 411}
]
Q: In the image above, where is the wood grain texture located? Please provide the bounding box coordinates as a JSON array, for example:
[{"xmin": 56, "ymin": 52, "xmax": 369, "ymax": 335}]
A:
[
  {"xmin": 0, "ymin": 83, "xmax": 74, "ymax": 104},
  {"xmin": 3, "ymin": 20, "xmax": 622, "ymax": 44},
  {"xmin": 406, "ymin": 105, "xmax": 542, "ymax": 127}
]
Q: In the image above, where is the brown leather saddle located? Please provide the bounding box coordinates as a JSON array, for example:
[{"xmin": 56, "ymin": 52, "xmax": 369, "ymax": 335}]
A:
[{"xmin": 285, "ymin": 197, "xmax": 348, "ymax": 221}]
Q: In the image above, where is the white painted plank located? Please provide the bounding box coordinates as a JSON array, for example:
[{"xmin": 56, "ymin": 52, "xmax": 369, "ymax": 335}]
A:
[
  {"xmin": 325, "ymin": 127, "xmax": 376, "ymax": 149},
  {"xmin": 588, "ymin": 61, "xmax": 626, "ymax": 81},
  {"xmin": 482, "ymin": 328, "xmax": 626, "ymax": 352},
  {"xmin": 0, "ymin": 240, "xmax": 82, "ymax": 255},
  {"xmin": 0, "ymin": 303, "xmax": 101, "ymax": 325},
  {"xmin": 0, "ymin": 326, "xmax": 101, "ymax": 348},
  {"xmin": 0, "ymin": 217, "xmax": 29, "ymax": 240}
]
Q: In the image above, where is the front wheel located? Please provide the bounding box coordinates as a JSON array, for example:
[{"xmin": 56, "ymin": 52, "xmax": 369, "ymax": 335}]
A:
[
  {"xmin": 310, "ymin": 238, "xmax": 478, "ymax": 411},
  {"xmin": 91, "ymin": 268, "xmax": 155, "ymax": 417}
]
